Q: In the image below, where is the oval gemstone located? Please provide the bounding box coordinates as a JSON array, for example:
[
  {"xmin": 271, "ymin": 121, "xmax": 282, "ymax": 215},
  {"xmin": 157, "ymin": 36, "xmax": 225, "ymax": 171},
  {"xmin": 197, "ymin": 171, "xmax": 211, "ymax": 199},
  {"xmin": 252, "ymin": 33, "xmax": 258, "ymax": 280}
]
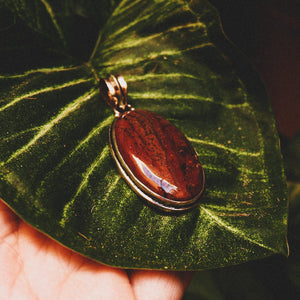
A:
[{"xmin": 110, "ymin": 109, "xmax": 204, "ymax": 210}]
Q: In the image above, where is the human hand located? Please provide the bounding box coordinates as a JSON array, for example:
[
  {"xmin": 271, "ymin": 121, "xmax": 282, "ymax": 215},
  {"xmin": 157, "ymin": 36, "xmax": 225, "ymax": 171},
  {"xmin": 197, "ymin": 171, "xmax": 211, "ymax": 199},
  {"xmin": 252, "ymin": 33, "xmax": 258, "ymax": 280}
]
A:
[{"xmin": 0, "ymin": 199, "xmax": 192, "ymax": 299}]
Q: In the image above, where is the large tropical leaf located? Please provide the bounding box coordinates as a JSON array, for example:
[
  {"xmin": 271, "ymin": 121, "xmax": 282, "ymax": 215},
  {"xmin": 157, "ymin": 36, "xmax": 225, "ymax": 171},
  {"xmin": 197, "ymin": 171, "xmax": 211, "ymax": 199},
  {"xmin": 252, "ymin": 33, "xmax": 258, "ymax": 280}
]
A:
[
  {"xmin": 184, "ymin": 135, "xmax": 300, "ymax": 298},
  {"xmin": 0, "ymin": 0, "xmax": 288, "ymax": 270}
]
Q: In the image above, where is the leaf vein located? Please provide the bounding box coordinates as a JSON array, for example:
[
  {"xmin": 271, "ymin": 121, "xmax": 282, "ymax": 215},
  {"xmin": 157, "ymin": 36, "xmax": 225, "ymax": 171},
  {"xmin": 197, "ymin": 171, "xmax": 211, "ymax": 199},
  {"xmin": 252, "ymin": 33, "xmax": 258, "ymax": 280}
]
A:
[
  {"xmin": 102, "ymin": 43, "xmax": 214, "ymax": 69},
  {"xmin": 0, "ymin": 66, "xmax": 81, "ymax": 79},
  {"xmin": 129, "ymin": 91, "xmax": 247, "ymax": 109},
  {"xmin": 4, "ymin": 89, "xmax": 97, "ymax": 164},
  {"xmin": 73, "ymin": 146, "xmax": 110, "ymax": 201},
  {"xmin": 201, "ymin": 207, "xmax": 277, "ymax": 253},
  {"xmin": 0, "ymin": 78, "xmax": 93, "ymax": 112},
  {"xmin": 100, "ymin": 175, "xmax": 121, "ymax": 204},
  {"xmin": 60, "ymin": 146, "xmax": 110, "ymax": 227},
  {"xmin": 40, "ymin": 0, "xmax": 66, "ymax": 45},
  {"xmin": 102, "ymin": 21, "xmax": 206, "ymax": 54},
  {"xmin": 188, "ymin": 137, "xmax": 260, "ymax": 157},
  {"xmin": 0, "ymin": 126, "xmax": 40, "ymax": 143},
  {"xmin": 126, "ymin": 73, "xmax": 199, "ymax": 82},
  {"xmin": 70, "ymin": 115, "xmax": 114, "ymax": 156}
]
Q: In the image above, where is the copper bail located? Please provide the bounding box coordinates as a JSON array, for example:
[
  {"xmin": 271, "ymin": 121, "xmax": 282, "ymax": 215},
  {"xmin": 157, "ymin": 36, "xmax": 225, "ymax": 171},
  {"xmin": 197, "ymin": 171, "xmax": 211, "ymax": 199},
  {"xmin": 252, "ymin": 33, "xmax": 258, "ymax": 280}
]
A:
[{"xmin": 99, "ymin": 75, "xmax": 132, "ymax": 117}]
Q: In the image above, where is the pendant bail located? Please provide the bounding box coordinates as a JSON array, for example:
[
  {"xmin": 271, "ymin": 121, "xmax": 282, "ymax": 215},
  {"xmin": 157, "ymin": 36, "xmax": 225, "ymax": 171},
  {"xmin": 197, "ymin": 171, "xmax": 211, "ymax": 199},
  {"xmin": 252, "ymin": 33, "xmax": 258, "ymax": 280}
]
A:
[{"xmin": 99, "ymin": 75, "xmax": 132, "ymax": 117}]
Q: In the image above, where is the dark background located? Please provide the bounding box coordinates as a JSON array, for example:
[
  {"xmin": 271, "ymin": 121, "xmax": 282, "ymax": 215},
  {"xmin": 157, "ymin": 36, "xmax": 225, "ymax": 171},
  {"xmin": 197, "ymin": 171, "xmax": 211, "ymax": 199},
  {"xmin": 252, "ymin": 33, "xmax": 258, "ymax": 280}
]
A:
[{"xmin": 210, "ymin": 0, "xmax": 300, "ymax": 139}]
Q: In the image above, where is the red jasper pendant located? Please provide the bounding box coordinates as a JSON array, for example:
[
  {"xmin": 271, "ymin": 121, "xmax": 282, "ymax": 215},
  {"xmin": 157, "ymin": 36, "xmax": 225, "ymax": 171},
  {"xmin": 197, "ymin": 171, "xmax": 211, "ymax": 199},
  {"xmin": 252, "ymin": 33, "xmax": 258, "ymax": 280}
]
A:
[{"xmin": 100, "ymin": 75, "xmax": 204, "ymax": 212}]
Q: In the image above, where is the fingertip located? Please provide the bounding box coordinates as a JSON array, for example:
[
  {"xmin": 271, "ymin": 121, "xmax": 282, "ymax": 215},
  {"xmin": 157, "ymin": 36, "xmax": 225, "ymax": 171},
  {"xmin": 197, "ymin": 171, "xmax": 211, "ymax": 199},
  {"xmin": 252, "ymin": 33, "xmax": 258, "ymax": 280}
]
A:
[{"xmin": 129, "ymin": 270, "xmax": 193, "ymax": 300}]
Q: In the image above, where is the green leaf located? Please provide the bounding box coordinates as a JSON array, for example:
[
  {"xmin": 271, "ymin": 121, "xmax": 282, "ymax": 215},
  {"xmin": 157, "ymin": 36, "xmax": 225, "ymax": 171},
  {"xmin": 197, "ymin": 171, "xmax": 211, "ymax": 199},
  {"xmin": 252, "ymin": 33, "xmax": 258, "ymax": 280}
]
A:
[
  {"xmin": 184, "ymin": 136, "xmax": 300, "ymax": 298},
  {"xmin": 0, "ymin": 0, "xmax": 288, "ymax": 270},
  {"xmin": 3, "ymin": 0, "xmax": 120, "ymax": 54}
]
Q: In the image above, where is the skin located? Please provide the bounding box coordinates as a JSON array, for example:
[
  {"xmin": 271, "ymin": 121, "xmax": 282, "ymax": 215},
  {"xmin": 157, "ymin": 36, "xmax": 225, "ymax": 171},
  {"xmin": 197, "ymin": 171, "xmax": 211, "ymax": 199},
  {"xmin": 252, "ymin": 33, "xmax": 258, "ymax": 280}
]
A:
[{"xmin": 0, "ymin": 199, "xmax": 193, "ymax": 300}]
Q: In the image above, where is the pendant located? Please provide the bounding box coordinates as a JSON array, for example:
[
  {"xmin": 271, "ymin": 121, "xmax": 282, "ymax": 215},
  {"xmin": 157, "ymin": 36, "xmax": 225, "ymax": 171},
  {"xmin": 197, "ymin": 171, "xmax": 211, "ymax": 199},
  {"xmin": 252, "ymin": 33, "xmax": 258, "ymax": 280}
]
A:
[{"xmin": 99, "ymin": 75, "xmax": 205, "ymax": 212}]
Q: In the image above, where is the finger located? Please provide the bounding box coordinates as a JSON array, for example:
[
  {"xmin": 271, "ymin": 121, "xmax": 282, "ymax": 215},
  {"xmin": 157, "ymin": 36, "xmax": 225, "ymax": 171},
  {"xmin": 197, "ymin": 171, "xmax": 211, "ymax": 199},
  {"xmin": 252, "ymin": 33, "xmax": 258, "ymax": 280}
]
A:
[
  {"xmin": 0, "ymin": 199, "xmax": 21, "ymax": 238},
  {"xmin": 17, "ymin": 223, "xmax": 137, "ymax": 299},
  {"xmin": 56, "ymin": 260, "xmax": 136, "ymax": 300},
  {"xmin": 0, "ymin": 199, "xmax": 136, "ymax": 300},
  {"xmin": 129, "ymin": 270, "xmax": 194, "ymax": 300}
]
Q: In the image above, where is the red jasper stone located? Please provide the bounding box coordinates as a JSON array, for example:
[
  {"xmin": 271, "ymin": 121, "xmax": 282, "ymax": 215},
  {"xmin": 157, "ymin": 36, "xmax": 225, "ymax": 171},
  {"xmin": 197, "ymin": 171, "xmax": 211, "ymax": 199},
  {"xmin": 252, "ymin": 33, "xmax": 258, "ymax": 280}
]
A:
[{"xmin": 112, "ymin": 109, "xmax": 204, "ymax": 205}]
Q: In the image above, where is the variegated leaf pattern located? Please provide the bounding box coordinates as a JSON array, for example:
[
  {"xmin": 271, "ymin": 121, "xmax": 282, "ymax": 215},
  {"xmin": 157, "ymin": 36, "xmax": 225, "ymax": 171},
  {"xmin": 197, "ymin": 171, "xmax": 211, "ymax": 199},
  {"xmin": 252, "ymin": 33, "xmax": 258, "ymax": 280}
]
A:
[{"xmin": 0, "ymin": 0, "xmax": 288, "ymax": 270}]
